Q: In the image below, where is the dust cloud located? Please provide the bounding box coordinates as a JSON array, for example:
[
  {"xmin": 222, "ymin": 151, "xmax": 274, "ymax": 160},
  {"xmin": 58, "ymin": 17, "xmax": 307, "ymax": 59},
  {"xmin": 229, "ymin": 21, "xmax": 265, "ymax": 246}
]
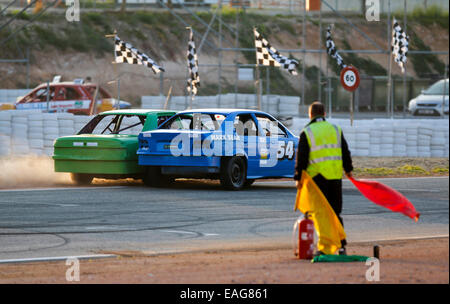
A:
[{"xmin": 0, "ymin": 156, "xmax": 71, "ymax": 189}]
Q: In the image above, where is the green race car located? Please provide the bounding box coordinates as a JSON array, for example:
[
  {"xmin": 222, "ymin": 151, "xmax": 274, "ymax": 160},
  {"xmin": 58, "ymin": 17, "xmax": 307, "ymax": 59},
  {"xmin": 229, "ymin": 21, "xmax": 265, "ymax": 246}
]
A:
[{"xmin": 53, "ymin": 109, "xmax": 176, "ymax": 185}]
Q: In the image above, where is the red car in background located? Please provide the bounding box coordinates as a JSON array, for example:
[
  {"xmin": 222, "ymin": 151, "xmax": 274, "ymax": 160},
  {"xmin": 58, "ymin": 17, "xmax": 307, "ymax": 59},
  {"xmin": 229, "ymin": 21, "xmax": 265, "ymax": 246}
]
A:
[{"xmin": 15, "ymin": 81, "xmax": 131, "ymax": 115}]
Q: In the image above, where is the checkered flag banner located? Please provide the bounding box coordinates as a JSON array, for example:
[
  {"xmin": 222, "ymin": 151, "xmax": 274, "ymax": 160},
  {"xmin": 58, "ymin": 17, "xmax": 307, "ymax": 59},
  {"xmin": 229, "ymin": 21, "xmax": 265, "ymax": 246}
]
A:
[
  {"xmin": 114, "ymin": 36, "xmax": 164, "ymax": 74},
  {"xmin": 186, "ymin": 28, "xmax": 200, "ymax": 96},
  {"xmin": 391, "ymin": 18, "xmax": 409, "ymax": 73},
  {"xmin": 253, "ymin": 29, "xmax": 298, "ymax": 75},
  {"xmin": 326, "ymin": 26, "xmax": 346, "ymax": 70}
]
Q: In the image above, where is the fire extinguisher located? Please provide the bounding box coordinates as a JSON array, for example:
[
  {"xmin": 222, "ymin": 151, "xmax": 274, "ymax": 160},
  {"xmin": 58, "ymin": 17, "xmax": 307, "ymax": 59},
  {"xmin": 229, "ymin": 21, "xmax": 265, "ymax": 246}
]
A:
[{"xmin": 293, "ymin": 212, "xmax": 315, "ymax": 259}]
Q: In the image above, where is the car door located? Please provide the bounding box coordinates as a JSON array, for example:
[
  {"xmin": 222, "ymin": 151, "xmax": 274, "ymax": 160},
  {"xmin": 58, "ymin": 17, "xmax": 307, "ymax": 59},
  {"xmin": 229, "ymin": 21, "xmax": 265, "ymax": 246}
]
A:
[
  {"xmin": 21, "ymin": 86, "xmax": 56, "ymax": 111},
  {"xmin": 254, "ymin": 114, "xmax": 296, "ymax": 177},
  {"xmin": 233, "ymin": 113, "xmax": 260, "ymax": 178}
]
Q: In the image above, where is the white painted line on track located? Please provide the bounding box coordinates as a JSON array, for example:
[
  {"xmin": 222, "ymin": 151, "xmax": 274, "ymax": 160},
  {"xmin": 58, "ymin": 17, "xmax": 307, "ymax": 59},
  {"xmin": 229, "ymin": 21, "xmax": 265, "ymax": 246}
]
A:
[
  {"xmin": 161, "ymin": 230, "xmax": 197, "ymax": 235},
  {"xmin": 394, "ymin": 189, "xmax": 442, "ymax": 192},
  {"xmin": 161, "ymin": 230, "xmax": 219, "ymax": 237},
  {"xmin": 0, "ymin": 254, "xmax": 117, "ymax": 264},
  {"xmin": 344, "ymin": 176, "xmax": 449, "ymax": 181},
  {"xmin": 0, "ymin": 186, "xmax": 129, "ymax": 193},
  {"xmin": 354, "ymin": 234, "xmax": 449, "ymax": 243}
]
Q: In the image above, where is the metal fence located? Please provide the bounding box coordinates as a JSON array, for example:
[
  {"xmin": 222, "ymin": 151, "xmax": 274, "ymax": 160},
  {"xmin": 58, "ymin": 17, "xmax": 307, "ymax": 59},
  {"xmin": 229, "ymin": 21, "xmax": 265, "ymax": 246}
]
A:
[{"xmin": 0, "ymin": 0, "xmax": 448, "ymax": 117}]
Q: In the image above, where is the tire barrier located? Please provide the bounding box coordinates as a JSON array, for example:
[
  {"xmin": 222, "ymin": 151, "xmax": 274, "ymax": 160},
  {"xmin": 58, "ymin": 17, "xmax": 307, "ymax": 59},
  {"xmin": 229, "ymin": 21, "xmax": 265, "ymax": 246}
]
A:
[
  {"xmin": 0, "ymin": 110, "xmax": 448, "ymax": 158},
  {"xmin": 291, "ymin": 118, "xmax": 449, "ymax": 158}
]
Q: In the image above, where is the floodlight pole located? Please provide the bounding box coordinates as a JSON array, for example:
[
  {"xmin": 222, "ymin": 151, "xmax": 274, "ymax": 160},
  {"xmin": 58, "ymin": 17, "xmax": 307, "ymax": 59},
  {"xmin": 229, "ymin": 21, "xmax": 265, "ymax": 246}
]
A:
[
  {"xmin": 234, "ymin": 6, "xmax": 240, "ymax": 108},
  {"xmin": 318, "ymin": 2, "xmax": 322, "ymax": 102},
  {"xmin": 218, "ymin": 0, "xmax": 223, "ymax": 106},
  {"xmin": 301, "ymin": 0, "xmax": 306, "ymax": 109}
]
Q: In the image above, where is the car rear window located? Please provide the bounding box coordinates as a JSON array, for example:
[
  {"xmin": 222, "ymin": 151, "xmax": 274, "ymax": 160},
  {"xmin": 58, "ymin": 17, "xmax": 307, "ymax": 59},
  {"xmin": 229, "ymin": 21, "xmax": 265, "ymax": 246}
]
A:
[
  {"xmin": 160, "ymin": 113, "xmax": 226, "ymax": 131},
  {"xmin": 78, "ymin": 114, "xmax": 146, "ymax": 135}
]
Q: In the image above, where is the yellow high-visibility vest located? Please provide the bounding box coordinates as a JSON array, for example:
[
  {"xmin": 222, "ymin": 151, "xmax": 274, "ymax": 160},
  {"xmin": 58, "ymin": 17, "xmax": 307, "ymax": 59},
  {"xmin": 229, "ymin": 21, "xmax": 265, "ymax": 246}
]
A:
[{"xmin": 303, "ymin": 119, "xmax": 343, "ymax": 180}]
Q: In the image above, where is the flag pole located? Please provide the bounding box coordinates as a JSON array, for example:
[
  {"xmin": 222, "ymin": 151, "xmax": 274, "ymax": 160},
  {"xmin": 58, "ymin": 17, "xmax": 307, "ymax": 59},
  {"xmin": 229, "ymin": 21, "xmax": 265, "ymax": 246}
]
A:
[
  {"xmin": 189, "ymin": 83, "xmax": 193, "ymax": 110},
  {"xmin": 105, "ymin": 29, "xmax": 119, "ymax": 111},
  {"xmin": 387, "ymin": 14, "xmax": 393, "ymax": 119},
  {"xmin": 186, "ymin": 26, "xmax": 193, "ymax": 110},
  {"xmin": 164, "ymin": 86, "xmax": 173, "ymax": 110},
  {"xmin": 255, "ymin": 63, "xmax": 261, "ymax": 110},
  {"xmin": 105, "ymin": 29, "xmax": 117, "ymax": 39},
  {"xmin": 402, "ymin": 0, "xmax": 407, "ymax": 117},
  {"xmin": 254, "ymin": 27, "xmax": 262, "ymax": 111}
]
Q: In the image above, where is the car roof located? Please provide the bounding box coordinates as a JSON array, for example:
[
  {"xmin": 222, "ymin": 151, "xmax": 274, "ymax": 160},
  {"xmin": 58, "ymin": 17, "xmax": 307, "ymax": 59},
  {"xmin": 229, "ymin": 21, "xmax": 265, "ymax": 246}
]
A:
[
  {"xmin": 176, "ymin": 108, "xmax": 269, "ymax": 115},
  {"xmin": 35, "ymin": 82, "xmax": 86, "ymax": 87},
  {"xmin": 33, "ymin": 82, "xmax": 107, "ymax": 89},
  {"xmin": 99, "ymin": 109, "xmax": 176, "ymax": 115}
]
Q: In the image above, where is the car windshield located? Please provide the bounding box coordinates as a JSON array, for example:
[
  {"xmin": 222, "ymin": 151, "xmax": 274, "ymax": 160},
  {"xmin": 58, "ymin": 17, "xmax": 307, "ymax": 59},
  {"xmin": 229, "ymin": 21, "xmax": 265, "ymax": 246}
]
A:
[
  {"xmin": 78, "ymin": 114, "xmax": 147, "ymax": 135},
  {"xmin": 160, "ymin": 113, "xmax": 226, "ymax": 131},
  {"xmin": 423, "ymin": 80, "xmax": 449, "ymax": 96}
]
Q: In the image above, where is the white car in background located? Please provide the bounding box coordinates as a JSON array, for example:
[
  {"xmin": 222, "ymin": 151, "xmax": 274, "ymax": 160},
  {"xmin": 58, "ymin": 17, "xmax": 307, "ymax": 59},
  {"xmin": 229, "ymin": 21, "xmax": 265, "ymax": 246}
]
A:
[{"xmin": 408, "ymin": 79, "xmax": 449, "ymax": 116}]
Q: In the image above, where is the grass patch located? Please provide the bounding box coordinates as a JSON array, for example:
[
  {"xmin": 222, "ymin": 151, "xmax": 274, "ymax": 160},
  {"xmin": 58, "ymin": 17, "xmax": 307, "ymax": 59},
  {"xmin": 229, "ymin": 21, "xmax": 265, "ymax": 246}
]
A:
[
  {"xmin": 431, "ymin": 167, "xmax": 449, "ymax": 174},
  {"xmin": 277, "ymin": 21, "xmax": 297, "ymax": 36},
  {"xmin": 9, "ymin": 10, "xmax": 31, "ymax": 21},
  {"xmin": 339, "ymin": 40, "xmax": 387, "ymax": 76},
  {"xmin": 354, "ymin": 164, "xmax": 448, "ymax": 177},
  {"xmin": 33, "ymin": 25, "xmax": 67, "ymax": 51},
  {"xmin": 394, "ymin": 5, "xmax": 449, "ymax": 29},
  {"xmin": 408, "ymin": 30, "xmax": 445, "ymax": 77}
]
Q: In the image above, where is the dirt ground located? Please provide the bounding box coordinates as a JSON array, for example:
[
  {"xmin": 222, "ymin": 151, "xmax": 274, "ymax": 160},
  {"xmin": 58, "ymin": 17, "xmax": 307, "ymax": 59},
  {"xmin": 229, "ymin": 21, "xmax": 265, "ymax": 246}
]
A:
[{"xmin": 0, "ymin": 238, "xmax": 447, "ymax": 284}]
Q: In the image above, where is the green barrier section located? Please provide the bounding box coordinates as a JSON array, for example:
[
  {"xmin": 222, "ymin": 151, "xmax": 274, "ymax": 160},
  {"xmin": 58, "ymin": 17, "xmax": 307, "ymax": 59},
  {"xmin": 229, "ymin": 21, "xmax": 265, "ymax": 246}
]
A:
[{"xmin": 312, "ymin": 255, "xmax": 370, "ymax": 263}]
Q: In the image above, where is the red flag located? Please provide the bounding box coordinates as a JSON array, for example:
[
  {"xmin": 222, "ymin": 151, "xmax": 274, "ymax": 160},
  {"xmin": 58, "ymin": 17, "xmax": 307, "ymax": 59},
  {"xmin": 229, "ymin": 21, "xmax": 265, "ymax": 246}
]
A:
[{"xmin": 348, "ymin": 176, "xmax": 420, "ymax": 222}]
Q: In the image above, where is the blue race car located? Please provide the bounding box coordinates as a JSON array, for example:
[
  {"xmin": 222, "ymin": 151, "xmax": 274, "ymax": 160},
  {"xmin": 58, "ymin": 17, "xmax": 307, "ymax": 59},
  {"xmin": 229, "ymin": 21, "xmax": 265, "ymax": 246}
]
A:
[{"xmin": 137, "ymin": 109, "xmax": 299, "ymax": 190}]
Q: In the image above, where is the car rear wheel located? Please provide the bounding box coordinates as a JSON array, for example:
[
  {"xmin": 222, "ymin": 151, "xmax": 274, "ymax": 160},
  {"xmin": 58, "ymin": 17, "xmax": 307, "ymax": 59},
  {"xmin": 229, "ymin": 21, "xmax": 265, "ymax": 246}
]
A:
[
  {"xmin": 143, "ymin": 166, "xmax": 173, "ymax": 187},
  {"xmin": 71, "ymin": 173, "xmax": 93, "ymax": 185},
  {"xmin": 220, "ymin": 156, "xmax": 247, "ymax": 190}
]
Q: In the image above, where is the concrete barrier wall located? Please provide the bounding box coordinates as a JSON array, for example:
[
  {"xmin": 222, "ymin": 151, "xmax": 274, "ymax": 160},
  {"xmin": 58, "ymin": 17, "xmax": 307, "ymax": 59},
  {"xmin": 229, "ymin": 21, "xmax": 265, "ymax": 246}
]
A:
[{"xmin": 0, "ymin": 110, "xmax": 448, "ymax": 158}]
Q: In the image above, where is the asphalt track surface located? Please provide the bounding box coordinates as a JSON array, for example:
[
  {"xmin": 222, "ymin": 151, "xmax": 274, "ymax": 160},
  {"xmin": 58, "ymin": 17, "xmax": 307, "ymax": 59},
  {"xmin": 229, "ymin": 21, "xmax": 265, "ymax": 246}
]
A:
[{"xmin": 0, "ymin": 177, "xmax": 448, "ymax": 261}]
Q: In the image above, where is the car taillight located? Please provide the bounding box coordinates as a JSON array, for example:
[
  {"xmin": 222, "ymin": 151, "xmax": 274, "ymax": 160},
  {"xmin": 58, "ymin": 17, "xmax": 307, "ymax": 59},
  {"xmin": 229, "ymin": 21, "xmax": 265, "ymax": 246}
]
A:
[{"xmin": 139, "ymin": 139, "xmax": 150, "ymax": 150}]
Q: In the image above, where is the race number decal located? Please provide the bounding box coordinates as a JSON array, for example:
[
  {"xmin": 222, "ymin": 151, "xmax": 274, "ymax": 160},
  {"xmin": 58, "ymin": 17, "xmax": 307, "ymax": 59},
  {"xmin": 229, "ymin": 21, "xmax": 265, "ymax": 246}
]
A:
[
  {"xmin": 277, "ymin": 141, "xmax": 295, "ymax": 160},
  {"xmin": 285, "ymin": 141, "xmax": 294, "ymax": 159}
]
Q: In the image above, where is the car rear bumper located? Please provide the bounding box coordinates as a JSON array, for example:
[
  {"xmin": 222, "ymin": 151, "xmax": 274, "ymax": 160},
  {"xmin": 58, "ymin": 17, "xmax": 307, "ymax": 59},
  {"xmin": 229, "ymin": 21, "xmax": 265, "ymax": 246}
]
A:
[
  {"xmin": 54, "ymin": 159, "xmax": 143, "ymax": 175},
  {"xmin": 138, "ymin": 154, "xmax": 221, "ymax": 168},
  {"xmin": 138, "ymin": 155, "xmax": 222, "ymax": 178}
]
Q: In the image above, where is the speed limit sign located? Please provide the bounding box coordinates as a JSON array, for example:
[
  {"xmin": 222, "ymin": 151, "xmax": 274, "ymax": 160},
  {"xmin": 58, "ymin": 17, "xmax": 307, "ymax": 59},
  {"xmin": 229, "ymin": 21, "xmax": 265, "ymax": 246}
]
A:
[{"xmin": 340, "ymin": 65, "xmax": 360, "ymax": 92}]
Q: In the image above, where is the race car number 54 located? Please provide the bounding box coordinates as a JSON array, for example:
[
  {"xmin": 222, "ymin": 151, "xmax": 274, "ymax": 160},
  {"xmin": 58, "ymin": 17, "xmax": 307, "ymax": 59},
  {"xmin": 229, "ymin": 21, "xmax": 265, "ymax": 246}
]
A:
[{"xmin": 277, "ymin": 141, "xmax": 295, "ymax": 160}]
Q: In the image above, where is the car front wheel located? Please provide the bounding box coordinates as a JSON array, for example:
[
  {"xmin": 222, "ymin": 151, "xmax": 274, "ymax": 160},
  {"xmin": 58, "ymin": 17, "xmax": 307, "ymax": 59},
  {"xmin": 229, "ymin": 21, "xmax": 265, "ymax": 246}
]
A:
[{"xmin": 220, "ymin": 156, "xmax": 247, "ymax": 190}]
